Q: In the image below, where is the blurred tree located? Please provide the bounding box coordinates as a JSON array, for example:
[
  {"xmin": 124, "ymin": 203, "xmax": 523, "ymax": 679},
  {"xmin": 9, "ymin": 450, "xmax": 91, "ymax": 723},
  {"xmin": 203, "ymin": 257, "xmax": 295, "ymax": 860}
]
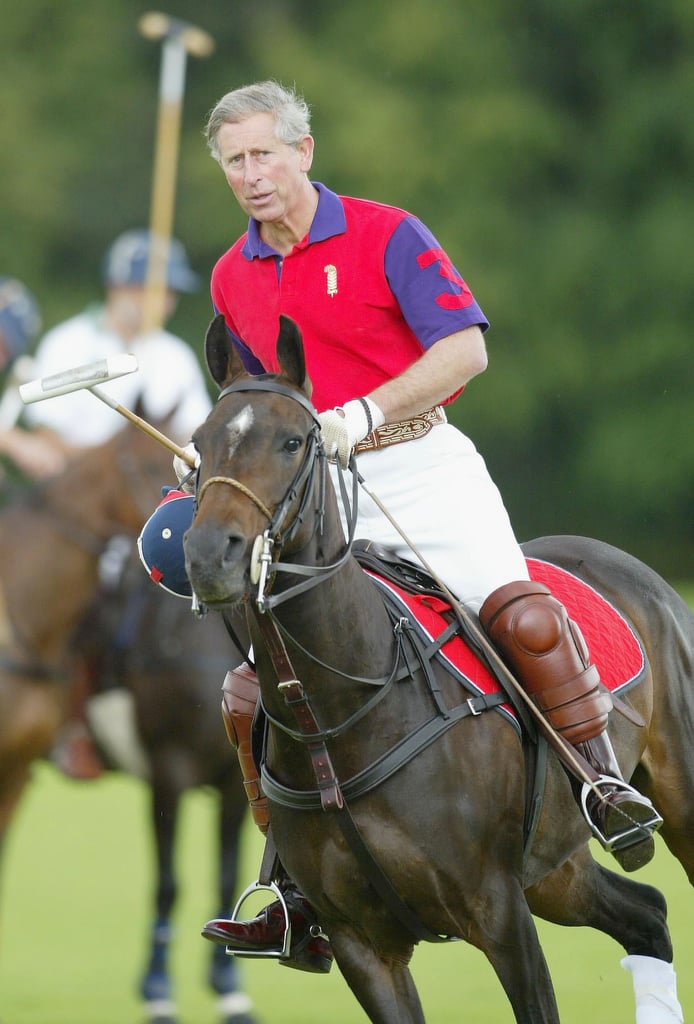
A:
[{"xmin": 1, "ymin": 0, "xmax": 691, "ymax": 574}]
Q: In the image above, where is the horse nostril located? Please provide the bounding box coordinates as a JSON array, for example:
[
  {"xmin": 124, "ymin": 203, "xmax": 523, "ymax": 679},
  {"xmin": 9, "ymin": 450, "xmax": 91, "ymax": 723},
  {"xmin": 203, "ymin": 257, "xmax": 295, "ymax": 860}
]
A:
[{"xmin": 221, "ymin": 533, "xmax": 246, "ymax": 569}]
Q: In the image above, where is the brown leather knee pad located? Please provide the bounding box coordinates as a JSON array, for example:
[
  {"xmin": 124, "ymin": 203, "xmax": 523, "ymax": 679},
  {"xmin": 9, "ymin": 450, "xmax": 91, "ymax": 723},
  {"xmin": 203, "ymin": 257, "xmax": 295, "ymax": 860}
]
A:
[
  {"xmin": 479, "ymin": 580, "xmax": 612, "ymax": 744},
  {"xmin": 221, "ymin": 663, "xmax": 269, "ymax": 834}
]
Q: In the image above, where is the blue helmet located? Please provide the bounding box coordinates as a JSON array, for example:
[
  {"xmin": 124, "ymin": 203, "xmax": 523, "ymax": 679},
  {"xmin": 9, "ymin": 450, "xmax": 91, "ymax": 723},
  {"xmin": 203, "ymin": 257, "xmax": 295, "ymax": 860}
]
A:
[
  {"xmin": 103, "ymin": 229, "xmax": 199, "ymax": 294},
  {"xmin": 0, "ymin": 276, "xmax": 42, "ymax": 361},
  {"xmin": 138, "ymin": 488, "xmax": 196, "ymax": 599}
]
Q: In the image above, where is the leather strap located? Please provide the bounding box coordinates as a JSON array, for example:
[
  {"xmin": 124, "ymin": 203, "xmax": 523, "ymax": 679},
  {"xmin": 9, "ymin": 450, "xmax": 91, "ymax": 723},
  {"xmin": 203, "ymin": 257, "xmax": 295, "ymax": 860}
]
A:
[
  {"xmin": 260, "ymin": 691, "xmax": 505, "ymax": 810},
  {"xmin": 252, "ymin": 608, "xmax": 343, "ymax": 813},
  {"xmin": 612, "ymin": 691, "xmax": 647, "ymax": 728}
]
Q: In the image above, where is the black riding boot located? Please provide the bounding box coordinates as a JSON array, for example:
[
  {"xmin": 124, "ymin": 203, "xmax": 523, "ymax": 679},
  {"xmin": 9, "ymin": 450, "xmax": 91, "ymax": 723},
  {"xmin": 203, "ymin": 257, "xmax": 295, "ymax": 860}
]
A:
[
  {"xmin": 202, "ymin": 883, "xmax": 333, "ymax": 974},
  {"xmin": 578, "ymin": 732, "xmax": 662, "ymax": 872},
  {"xmin": 479, "ymin": 580, "xmax": 662, "ymax": 872}
]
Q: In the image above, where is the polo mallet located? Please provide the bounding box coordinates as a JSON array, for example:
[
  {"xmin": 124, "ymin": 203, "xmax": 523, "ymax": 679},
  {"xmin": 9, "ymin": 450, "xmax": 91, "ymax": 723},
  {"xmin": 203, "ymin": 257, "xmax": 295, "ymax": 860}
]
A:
[
  {"xmin": 139, "ymin": 12, "xmax": 215, "ymax": 333},
  {"xmin": 19, "ymin": 355, "xmax": 196, "ymax": 468}
]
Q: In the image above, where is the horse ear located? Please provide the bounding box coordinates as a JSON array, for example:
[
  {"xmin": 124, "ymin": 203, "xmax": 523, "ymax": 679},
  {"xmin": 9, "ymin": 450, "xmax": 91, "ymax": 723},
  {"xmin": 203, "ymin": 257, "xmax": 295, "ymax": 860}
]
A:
[
  {"xmin": 204, "ymin": 314, "xmax": 245, "ymax": 389},
  {"xmin": 276, "ymin": 315, "xmax": 312, "ymax": 397}
]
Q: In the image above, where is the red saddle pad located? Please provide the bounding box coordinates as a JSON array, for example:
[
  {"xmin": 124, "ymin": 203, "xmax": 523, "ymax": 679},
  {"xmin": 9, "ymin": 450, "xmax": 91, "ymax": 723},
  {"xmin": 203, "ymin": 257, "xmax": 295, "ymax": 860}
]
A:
[{"xmin": 366, "ymin": 557, "xmax": 645, "ymax": 731}]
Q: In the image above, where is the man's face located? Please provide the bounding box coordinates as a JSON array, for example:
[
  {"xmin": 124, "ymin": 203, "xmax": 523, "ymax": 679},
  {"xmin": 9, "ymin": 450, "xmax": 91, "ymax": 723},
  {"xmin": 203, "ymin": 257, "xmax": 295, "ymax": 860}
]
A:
[{"xmin": 216, "ymin": 112, "xmax": 313, "ymax": 224}]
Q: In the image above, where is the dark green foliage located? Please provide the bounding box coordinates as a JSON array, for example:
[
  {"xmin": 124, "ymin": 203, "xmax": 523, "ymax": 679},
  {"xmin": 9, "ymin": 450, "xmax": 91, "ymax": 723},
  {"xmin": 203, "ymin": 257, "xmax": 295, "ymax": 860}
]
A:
[{"xmin": 3, "ymin": 0, "xmax": 692, "ymax": 575}]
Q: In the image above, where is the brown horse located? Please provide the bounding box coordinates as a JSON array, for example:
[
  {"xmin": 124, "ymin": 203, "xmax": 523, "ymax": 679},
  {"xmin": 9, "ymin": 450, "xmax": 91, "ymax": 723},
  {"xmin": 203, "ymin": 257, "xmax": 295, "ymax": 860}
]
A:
[
  {"xmin": 0, "ymin": 423, "xmax": 256, "ymax": 1024},
  {"xmin": 183, "ymin": 313, "xmax": 694, "ymax": 1024},
  {"xmin": 0, "ymin": 422, "xmax": 167, "ymax": 843}
]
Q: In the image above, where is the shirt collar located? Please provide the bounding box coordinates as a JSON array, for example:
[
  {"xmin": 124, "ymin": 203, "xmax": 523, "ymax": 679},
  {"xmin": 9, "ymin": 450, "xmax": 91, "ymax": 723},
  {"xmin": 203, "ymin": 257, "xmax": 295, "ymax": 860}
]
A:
[{"xmin": 241, "ymin": 182, "xmax": 346, "ymax": 260}]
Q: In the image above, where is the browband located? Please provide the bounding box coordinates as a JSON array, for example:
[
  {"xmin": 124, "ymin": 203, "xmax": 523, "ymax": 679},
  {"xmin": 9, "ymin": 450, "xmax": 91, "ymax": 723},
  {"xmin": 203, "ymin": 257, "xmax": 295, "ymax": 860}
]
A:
[{"xmin": 217, "ymin": 377, "xmax": 321, "ymax": 427}]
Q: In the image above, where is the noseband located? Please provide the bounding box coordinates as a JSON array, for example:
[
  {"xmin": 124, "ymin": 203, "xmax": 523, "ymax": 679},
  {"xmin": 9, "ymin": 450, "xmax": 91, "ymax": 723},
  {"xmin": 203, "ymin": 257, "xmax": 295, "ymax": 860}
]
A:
[{"xmin": 197, "ymin": 474, "xmax": 274, "ymax": 522}]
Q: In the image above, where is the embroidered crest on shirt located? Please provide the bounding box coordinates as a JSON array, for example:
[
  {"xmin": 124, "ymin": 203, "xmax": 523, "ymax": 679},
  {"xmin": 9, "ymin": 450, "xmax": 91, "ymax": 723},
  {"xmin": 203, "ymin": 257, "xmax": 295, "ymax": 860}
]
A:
[{"xmin": 323, "ymin": 264, "xmax": 338, "ymax": 297}]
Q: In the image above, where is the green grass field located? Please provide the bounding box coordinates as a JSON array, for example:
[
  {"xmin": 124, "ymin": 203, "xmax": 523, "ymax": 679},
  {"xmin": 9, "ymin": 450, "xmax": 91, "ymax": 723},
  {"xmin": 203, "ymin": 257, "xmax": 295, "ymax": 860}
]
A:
[
  {"xmin": 2, "ymin": 586, "xmax": 692, "ymax": 1023},
  {"xmin": 1, "ymin": 760, "xmax": 692, "ymax": 1024}
]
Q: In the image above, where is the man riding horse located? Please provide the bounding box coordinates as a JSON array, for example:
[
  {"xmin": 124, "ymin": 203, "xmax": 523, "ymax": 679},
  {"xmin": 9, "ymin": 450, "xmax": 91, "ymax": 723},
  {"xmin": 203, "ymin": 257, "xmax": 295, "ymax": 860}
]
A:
[{"xmin": 166, "ymin": 80, "xmax": 661, "ymax": 972}]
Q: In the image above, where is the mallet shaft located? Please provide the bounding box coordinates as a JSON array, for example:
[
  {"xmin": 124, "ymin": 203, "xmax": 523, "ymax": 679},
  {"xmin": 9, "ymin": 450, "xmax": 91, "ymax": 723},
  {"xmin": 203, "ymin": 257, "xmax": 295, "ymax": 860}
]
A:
[{"xmin": 90, "ymin": 386, "xmax": 196, "ymax": 466}]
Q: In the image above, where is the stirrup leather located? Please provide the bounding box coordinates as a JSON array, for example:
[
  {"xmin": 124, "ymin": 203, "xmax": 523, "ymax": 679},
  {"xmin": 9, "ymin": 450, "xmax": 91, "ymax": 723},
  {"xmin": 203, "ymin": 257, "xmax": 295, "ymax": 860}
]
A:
[{"xmin": 580, "ymin": 774, "xmax": 663, "ymax": 851}]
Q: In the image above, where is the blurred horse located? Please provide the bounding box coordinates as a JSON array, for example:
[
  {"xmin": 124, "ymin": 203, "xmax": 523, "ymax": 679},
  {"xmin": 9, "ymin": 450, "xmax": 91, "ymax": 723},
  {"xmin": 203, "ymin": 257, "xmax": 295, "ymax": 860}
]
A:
[
  {"xmin": 0, "ymin": 422, "xmax": 256, "ymax": 1024},
  {"xmin": 0, "ymin": 421, "xmax": 167, "ymax": 843},
  {"xmin": 183, "ymin": 314, "xmax": 694, "ymax": 1024},
  {"xmin": 74, "ymin": 553, "xmax": 256, "ymax": 1024}
]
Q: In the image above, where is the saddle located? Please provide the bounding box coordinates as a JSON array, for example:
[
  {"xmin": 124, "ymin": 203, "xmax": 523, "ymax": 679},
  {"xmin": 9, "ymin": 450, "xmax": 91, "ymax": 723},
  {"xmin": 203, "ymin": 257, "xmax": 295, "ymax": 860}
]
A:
[
  {"xmin": 352, "ymin": 539, "xmax": 451, "ymax": 598},
  {"xmin": 352, "ymin": 539, "xmax": 533, "ymax": 730},
  {"xmin": 350, "ymin": 539, "xmax": 646, "ymax": 852}
]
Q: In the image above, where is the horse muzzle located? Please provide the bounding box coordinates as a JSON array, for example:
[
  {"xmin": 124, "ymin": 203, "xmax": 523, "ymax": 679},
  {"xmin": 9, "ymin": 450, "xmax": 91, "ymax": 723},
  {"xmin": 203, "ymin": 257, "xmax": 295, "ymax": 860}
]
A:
[{"xmin": 184, "ymin": 520, "xmax": 252, "ymax": 607}]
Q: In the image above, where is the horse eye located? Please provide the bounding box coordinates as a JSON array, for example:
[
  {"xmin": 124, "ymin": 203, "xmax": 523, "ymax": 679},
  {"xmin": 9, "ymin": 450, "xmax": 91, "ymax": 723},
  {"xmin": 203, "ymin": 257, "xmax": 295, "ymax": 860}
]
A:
[{"xmin": 284, "ymin": 437, "xmax": 302, "ymax": 455}]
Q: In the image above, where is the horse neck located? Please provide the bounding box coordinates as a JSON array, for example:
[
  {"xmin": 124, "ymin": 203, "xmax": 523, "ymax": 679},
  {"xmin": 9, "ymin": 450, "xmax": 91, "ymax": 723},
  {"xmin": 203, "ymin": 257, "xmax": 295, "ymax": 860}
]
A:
[
  {"xmin": 0, "ymin": 464, "xmax": 123, "ymax": 667},
  {"xmin": 258, "ymin": 503, "xmax": 396, "ymax": 714}
]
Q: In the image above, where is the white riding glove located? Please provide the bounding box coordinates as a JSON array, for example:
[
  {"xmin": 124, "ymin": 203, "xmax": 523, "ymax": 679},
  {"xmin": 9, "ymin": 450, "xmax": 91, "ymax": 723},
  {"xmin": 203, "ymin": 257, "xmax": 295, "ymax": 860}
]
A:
[
  {"xmin": 319, "ymin": 397, "xmax": 385, "ymax": 469},
  {"xmin": 172, "ymin": 442, "xmax": 199, "ymax": 494}
]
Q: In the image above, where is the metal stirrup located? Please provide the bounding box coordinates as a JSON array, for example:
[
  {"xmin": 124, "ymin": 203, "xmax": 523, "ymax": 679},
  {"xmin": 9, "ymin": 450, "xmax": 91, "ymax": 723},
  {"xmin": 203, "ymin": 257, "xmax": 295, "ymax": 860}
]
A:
[
  {"xmin": 579, "ymin": 775, "xmax": 663, "ymax": 851},
  {"xmin": 224, "ymin": 881, "xmax": 291, "ymax": 960}
]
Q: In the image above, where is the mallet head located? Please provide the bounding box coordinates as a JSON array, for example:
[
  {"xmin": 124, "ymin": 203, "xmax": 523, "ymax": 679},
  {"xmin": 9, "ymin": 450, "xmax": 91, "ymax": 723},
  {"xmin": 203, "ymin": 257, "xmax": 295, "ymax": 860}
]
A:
[
  {"xmin": 138, "ymin": 11, "xmax": 215, "ymax": 58},
  {"xmin": 20, "ymin": 353, "xmax": 139, "ymax": 404}
]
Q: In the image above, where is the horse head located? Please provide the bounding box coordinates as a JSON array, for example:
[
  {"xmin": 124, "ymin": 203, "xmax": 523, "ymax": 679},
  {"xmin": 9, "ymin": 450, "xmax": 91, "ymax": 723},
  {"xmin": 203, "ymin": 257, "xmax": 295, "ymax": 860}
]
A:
[{"xmin": 184, "ymin": 315, "xmax": 330, "ymax": 609}]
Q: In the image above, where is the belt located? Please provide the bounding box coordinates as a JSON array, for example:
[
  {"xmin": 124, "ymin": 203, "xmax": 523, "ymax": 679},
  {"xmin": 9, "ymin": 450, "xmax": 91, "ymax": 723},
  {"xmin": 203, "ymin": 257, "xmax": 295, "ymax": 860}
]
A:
[{"xmin": 354, "ymin": 406, "xmax": 447, "ymax": 454}]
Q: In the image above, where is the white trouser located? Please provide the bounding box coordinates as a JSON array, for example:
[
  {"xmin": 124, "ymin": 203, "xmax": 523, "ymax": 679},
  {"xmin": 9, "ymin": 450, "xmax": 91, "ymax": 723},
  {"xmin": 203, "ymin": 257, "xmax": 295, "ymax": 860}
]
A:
[{"xmin": 329, "ymin": 422, "xmax": 530, "ymax": 609}]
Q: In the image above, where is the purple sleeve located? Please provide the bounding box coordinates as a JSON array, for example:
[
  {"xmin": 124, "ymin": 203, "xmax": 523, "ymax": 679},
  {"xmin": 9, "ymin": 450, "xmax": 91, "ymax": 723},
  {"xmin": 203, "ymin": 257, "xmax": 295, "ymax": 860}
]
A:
[
  {"xmin": 384, "ymin": 216, "xmax": 489, "ymax": 348},
  {"xmin": 212, "ymin": 304, "xmax": 266, "ymax": 375}
]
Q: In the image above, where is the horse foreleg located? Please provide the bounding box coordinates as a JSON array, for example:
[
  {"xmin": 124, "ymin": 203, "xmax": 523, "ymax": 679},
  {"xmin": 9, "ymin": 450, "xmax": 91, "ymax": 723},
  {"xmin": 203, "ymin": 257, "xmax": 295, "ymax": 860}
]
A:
[
  {"xmin": 464, "ymin": 878, "xmax": 560, "ymax": 1024},
  {"xmin": 526, "ymin": 847, "xmax": 671, "ymax": 959},
  {"xmin": 328, "ymin": 925, "xmax": 425, "ymax": 1024},
  {"xmin": 209, "ymin": 776, "xmax": 256, "ymax": 1024},
  {"xmin": 526, "ymin": 848, "xmax": 683, "ymax": 1022},
  {"xmin": 139, "ymin": 778, "xmax": 180, "ymax": 1024}
]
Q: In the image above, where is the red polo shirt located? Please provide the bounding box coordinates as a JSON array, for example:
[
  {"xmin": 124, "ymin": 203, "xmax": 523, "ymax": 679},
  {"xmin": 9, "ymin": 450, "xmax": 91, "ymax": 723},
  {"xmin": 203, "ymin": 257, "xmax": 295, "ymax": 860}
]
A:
[{"xmin": 211, "ymin": 183, "xmax": 488, "ymax": 412}]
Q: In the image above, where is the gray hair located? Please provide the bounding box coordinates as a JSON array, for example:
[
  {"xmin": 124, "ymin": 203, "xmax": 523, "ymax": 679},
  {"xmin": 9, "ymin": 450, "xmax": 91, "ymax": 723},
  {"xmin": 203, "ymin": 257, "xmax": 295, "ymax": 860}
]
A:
[{"xmin": 205, "ymin": 80, "xmax": 312, "ymax": 162}]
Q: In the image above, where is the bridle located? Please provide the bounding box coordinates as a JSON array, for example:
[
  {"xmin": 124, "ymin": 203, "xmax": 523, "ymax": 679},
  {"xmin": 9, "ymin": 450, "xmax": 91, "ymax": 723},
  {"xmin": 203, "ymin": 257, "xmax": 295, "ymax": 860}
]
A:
[{"xmin": 195, "ymin": 377, "xmax": 359, "ymax": 612}]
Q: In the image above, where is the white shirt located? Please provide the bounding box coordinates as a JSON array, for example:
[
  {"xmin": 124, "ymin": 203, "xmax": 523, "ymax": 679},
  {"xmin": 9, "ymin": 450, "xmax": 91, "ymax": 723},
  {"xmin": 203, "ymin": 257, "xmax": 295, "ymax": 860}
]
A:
[{"xmin": 24, "ymin": 306, "xmax": 211, "ymax": 445}]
